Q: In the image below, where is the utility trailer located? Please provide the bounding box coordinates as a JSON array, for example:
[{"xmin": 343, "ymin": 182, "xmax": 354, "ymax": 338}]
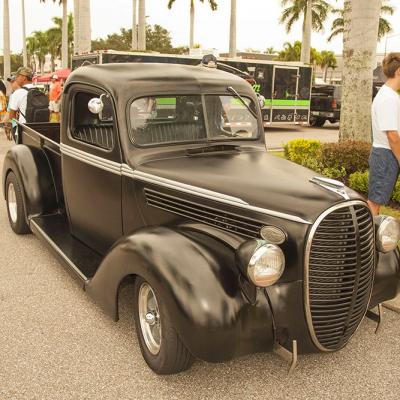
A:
[{"xmin": 72, "ymin": 50, "xmax": 313, "ymax": 126}]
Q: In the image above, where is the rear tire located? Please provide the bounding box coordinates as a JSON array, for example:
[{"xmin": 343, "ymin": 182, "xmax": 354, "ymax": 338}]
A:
[
  {"xmin": 5, "ymin": 172, "xmax": 30, "ymax": 234},
  {"xmin": 133, "ymin": 276, "xmax": 194, "ymax": 374},
  {"xmin": 310, "ymin": 117, "xmax": 326, "ymax": 127}
]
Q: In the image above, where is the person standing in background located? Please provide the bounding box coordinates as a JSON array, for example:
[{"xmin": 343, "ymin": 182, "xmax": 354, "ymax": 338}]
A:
[
  {"xmin": 1, "ymin": 76, "xmax": 20, "ymax": 140},
  {"xmin": 368, "ymin": 53, "xmax": 400, "ymax": 216},
  {"xmin": 0, "ymin": 81, "xmax": 7, "ymax": 124},
  {"xmin": 48, "ymin": 74, "xmax": 62, "ymax": 122}
]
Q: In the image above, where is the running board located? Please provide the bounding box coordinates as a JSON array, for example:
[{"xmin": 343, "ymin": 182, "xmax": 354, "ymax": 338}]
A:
[{"xmin": 29, "ymin": 214, "xmax": 102, "ymax": 284}]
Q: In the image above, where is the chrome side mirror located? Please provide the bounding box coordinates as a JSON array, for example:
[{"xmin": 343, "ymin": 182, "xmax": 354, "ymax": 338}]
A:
[
  {"xmin": 88, "ymin": 94, "xmax": 107, "ymax": 114},
  {"xmin": 256, "ymin": 93, "xmax": 265, "ymax": 109}
]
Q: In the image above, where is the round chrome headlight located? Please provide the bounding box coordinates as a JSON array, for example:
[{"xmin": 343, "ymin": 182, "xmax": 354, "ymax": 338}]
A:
[
  {"xmin": 247, "ymin": 244, "xmax": 285, "ymax": 287},
  {"xmin": 377, "ymin": 216, "xmax": 400, "ymax": 253}
]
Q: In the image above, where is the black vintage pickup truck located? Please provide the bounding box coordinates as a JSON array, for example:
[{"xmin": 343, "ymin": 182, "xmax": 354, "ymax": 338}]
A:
[{"xmin": 3, "ymin": 63, "xmax": 400, "ymax": 375}]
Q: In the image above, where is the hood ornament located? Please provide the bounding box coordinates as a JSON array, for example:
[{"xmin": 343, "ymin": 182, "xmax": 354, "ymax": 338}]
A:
[{"xmin": 310, "ymin": 176, "xmax": 350, "ymax": 200}]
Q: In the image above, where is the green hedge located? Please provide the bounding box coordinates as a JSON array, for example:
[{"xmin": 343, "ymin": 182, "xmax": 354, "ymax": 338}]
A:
[{"xmin": 284, "ymin": 139, "xmax": 370, "ymax": 180}]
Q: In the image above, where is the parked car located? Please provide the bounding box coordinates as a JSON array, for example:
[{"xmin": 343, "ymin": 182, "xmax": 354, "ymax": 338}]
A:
[
  {"xmin": 310, "ymin": 82, "xmax": 385, "ymax": 127},
  {"xmin": 3, "ymin": 62, "xmax": 400, "ymax": 375},
  {"xmin": 309, "ymin": 84, "xmax": 341, "ymax": 127}
]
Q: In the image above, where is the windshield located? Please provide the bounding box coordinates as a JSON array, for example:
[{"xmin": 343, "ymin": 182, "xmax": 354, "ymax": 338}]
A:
[{"xmin": 129, "ymin": 94, "xmax": 259, "ymax": 146}]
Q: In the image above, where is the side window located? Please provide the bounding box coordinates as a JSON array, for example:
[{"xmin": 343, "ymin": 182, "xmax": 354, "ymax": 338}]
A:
[{"xmin": 71, "ymin": 91, "xmax": 115, "ymax": 151}]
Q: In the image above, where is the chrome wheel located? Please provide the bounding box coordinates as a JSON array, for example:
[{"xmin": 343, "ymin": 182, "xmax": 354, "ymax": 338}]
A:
[
  {"xmin": 138, "ymin": 282, "xmax": 161, "ymax": 355},
  {"xmin": 7, "ymin": 182, "xmax": 18, "ymax": 224}
]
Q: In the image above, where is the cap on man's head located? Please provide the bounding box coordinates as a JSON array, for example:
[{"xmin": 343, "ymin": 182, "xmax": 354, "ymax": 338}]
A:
[
  {"xmin": 16, "ymin": 66, "xmax": 33, "ymax": 79},
  {"xmin": 51, "ymin": 74, "xmax": 59, "ymax": 80},
  {"xmin": 7, "ymin": 75, "xmax": 16, "ymax": 82}
]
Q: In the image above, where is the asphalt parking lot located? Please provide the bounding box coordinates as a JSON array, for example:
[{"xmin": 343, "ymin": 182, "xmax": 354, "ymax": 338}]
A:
[
  {"xmin": 1, "ymin": 126, "xmax": 400, "ymax": 400},
  {"xmin": 265, "ymin": 122, "xmax": 339, "ymax": 150}
]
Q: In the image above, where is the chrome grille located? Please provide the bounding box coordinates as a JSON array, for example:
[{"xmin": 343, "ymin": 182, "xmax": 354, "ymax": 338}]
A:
[
  {"xmin": 144, "ymin": 188, "xmax": 263, "ymax": 238},
  {"xmin": 305, "ymin": 202, "xmax": 375, "ymax": 351}
]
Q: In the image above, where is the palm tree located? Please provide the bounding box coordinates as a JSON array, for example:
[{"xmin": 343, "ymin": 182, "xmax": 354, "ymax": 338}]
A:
[
  {"xmin": 53, "ymin": 14, "xmax": 74, "ymax": 67},
  {"xmin": 26, "ymin": 36, "xmax": 38, "ymax": 72},
  {"xmin": 3, "ymin": 0, "xmax": 11, "ymax": 78},
  {"xmin": 168, "ymin": 0, "xmax": 218, "ymax": 49},
  {"xmin": 339, "ymin": 0, "xmax": 381, "ymax": 141},
  {"xmin": 132, "ymin": 0, "xmax": 138, "ymax": 50},
  {"xmin": 280, "ymin": 0, "xmax": 331, "ymax": 63},
  {"xmin": 22, "ymin": 0, "xmax": 28, "ymax": 67},
  {"xmin": 277, "ymin": 41, "xmax": 302, "ymax": 61},
  {"xmin": 73, "ymin": 0, "xmax": 91, "ymax": 54},
  {"xmin": 319, "ymin": 50, "xmax": 337, "ymax": 82},
  {"xmin": 328, "ymin": 1, "xmax": 394, "ymax": 42},
  {"xmin": 29, "ymin": 31, "xmax": 49, "ymax": 73},
  {"xmin": 138, "ymin": 0, "xmax": 146, "ymax": 51},
  {"xmin": 39, "ymin": 0, "xmax": 69, "ymax": 67},
  {"xmin": 229, "ymin": 0, "xmax": 236, "ymax": 58}
]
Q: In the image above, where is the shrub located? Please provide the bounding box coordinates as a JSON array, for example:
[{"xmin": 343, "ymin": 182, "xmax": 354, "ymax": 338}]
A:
[
  {"xmin": 284, "ymin": 139, "xmax": 322, "ymax": 166},
  {"xmin": 348, "ymin": 170, "xmax": 369, "ymax": 194},
  {"xmin": 321, "ymin": 141, "xmax": 371, "ymax": 176}
]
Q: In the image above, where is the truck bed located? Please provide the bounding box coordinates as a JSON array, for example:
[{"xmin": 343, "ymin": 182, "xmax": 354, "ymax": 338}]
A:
[{"xmin": 19, "ymin": 122, "xmax": 61, "ymax": 145}]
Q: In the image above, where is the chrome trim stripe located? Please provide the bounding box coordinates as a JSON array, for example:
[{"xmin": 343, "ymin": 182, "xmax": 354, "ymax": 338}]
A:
[
  {"xmin": 61, "ymin": 144, "xmax": 121, "ymax": 175},
  {"xmin": 30, "ymin": 219, "xmax": 89, "ymax": 282},
  {"xmin": 303, "ymin": 200, "xmax": 375, "ymax": 352},
  {"xmin": 132, "ymin": 169, "xmax": 311, "ymax": 224},
  {"xmin": 61, "ymin": 146, "xmax": 311, "ymax": 225}
]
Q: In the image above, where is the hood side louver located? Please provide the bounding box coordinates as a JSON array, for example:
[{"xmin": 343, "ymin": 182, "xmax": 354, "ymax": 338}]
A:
[{"xmin": 144, "ymin": 188, "xmax": 263, "ymax": 238}]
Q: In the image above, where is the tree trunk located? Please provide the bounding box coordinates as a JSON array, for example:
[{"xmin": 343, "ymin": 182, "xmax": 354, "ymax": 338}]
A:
[
  {"xmin": 339, "ymin": 0, "xmax": 381, "ymax": 142},
  {"xmin": 3, "ymin": 0, "xmax": 11, "ymax": 78},
  {"xmin": 132, "ymin": 0, "xmax": 138, "ymax": 50},
  {"xmin": 78, "ymin": 0, "xmax": 91, "ymax": 54},
  {"xmin": 189, "ymin": 0, "xmax": 195, "ymax": 49},
  {"xmin": 62, "ymin": 0, "xmax": 68, "ymax": 68},
  {"xmin": 229, "ymin": 0, "xmax": 237, "ymax": 58},
  {"xmin": 22, "ymin": 0, "xmax": 27, "ymax": 67},
  {"xmin": 73, "ymin": 0, "xmax": 80, "ymax": 54},
  {"xmin": 300, "ymin": 0, "xmax": 312, "ymax": 63},
  {"xmin": 324, "ymin": 66, "xmax": 328, "ymax": 82},
  {"xmin": 138, "ymin": 0, "xmax": 146, "ymax": 51}
]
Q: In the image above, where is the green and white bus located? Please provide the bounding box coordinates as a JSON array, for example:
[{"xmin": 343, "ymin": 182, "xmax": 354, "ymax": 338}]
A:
[{"xmin": 72, "ymin": 51, "xmax": 313, "ymax": 126}]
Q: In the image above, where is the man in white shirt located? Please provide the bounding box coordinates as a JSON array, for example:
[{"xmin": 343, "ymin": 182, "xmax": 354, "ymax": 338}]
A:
[
  {"xmin": 368, "ymin": 53, "xmax": 400, "ymax": 216},
  {"xmin": 8, "ymin": 67, "xmax": 34, "ymax": 124}
]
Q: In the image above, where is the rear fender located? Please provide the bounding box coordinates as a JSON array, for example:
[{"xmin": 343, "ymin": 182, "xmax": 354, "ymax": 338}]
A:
[
  {"xmin": 2, "ymin": 145, "xmax": 58, "ymax": 221},
  {"xmin": 86, "ymin": 226, "xmax": 274, "ymax": 362}
]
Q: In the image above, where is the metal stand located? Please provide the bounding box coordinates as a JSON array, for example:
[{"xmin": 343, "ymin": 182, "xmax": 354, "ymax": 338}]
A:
[
  {"xmin": 382, "ymin": 301, "xmax": 400, "ymax": 313},
  {"xmin": 366, "ymin": 303, "xmax": 383, "ymax": 334},
  {"xmin": 273, "ymin": 340, "xmax": 298, "ymax": 375}
]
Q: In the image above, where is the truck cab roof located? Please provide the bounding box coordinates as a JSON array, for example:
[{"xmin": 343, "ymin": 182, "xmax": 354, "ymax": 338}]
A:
[{"xmin": 65, "ymin": 63, "xmax": 254, "ymax": 100}]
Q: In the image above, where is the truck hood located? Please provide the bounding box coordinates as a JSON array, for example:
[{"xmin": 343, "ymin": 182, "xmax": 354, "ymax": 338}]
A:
[{"xmin": 135, "ymin": 149, "xmax": 363, "ymax": 224}]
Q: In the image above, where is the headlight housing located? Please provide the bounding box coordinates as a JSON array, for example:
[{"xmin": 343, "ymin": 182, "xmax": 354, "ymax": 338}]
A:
[
  {"xmin": 376, "ymin": 216, "xmax": 400, "ymax": 253},
  {"xmin": 241, "ymin": 242, "xmax": 285, "ymax": 287}
]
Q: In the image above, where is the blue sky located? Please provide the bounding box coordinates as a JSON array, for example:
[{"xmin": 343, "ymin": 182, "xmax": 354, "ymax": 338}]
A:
[{"xmin": 0, "ymin": 0, "xmax": 398, "ymax": 55}]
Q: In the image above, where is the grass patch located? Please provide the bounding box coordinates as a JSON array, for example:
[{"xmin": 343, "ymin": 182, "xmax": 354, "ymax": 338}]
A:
[
  {"xmin": 381, "ymin": 206, "xmax": 400, "ymax": 219},
  {"xmin": 268, "ymin": 151, "xmax": 285, "ymax": 158}
]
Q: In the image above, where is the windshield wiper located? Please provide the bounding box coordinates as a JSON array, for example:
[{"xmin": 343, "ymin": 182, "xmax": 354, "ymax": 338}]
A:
[
  {"xmin": 226, "ymin": 86, "xmax": 258, "ymax": 119},
  {"xmin": 186, "ymin": 144, "xmax": 240, "ymax": 155}
]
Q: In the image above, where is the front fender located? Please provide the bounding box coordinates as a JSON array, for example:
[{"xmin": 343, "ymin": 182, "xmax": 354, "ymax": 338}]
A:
[
  {"xmin": 86, "ymin": 227, "xmax": 274, "ymax": 362},
  {"xmin": 2, "ymin": 145, "xmax": 58, "ymax": 220},
  {"xmin": 370, "ymin": 248, "xmax": 400, "ymax": 309}
]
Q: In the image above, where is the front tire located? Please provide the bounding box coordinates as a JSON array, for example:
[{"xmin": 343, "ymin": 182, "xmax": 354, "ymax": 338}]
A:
[
  {"xmin": 5, "ymin": 172, "xmax": 30, "ymax": 234},
  {"xmin": 133, "ymin": 277, "xmax": 193, "ymax": 374}
]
